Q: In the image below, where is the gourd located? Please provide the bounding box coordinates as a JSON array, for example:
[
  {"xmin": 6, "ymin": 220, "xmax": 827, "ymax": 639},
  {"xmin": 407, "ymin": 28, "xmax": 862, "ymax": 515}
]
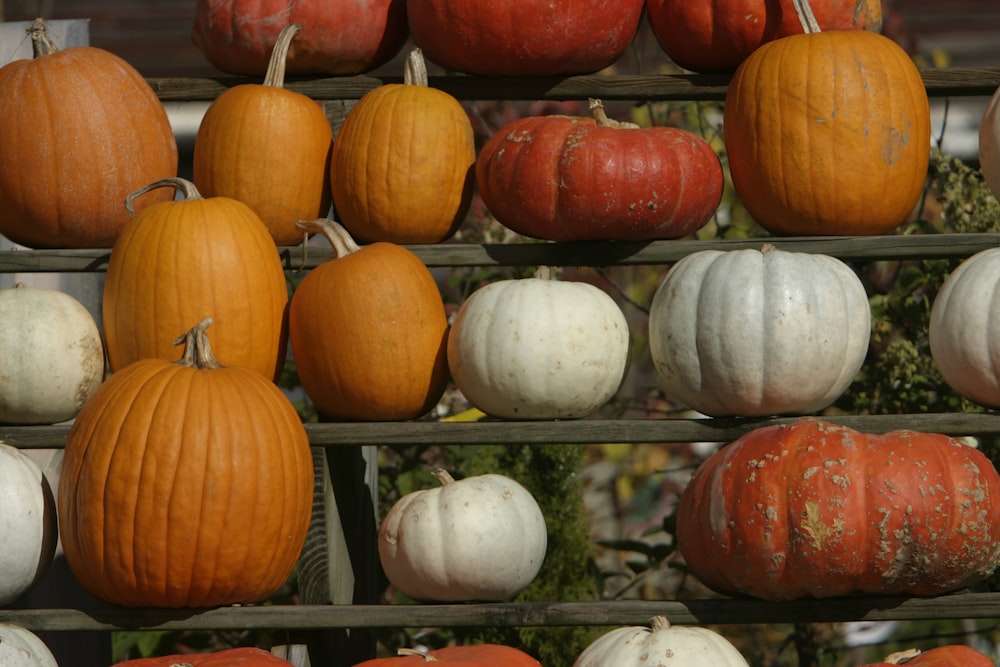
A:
[
  {"xmin": 192, "ymin": 0, "xmax": 407, "ymax": 76},
  {"xmin": 57, "ymin": 318, "xmax": 313, "ymax": 608},
  {"xmin": 573, "ymin": 616, "xmax": 749, "ymax": 666},
  {"xmin": 193, "ymin": 24, "xmax": 333, "ymax": 246},
  {"xmin": 648, "ymin": 245, "xmax": 871, "ymax": 417},
  {"xmin": 113, "ymin": 647, "xmax": 295, "ymax": 666},
  {"xmin": 330, "ymin": 49, "xmax": 475, "ymax": 244},
  {"xmin": 723, "ymin": 0, "xmax": 930, "ymax": 235},
  {"xmin": 353, "ymin": 645, "xmax": 543, "ymax": 666},
  {"xmin": 406, "ymin": 0, "xmax": 644, "ymax": 76},
  {"xmin": 103, "ymin": 178, "xmax": 288, "ymax": 381},
  {"xmin": 676, "ymin": 419, "xmax": 1000, "ymax": 600},
  {"xmin": 0, "ymin": 443, "xmax": 57, "ymax": 606},
  {"xmin": 0, "ymin": 18, "xmax": 177, "ymax": 248},
  {"xmin": 979, "ymin": 85, "xmax": 1000, "ymax": 199},
  {"xmin": 860, "ymin": 646, "xmax": 995, "ymax": 666},
  {"xmin": 447, "ymin": 269, "xmax": 630, "ymax": 419},
  {"xmin": 0, "ymin": 623, "xmax": 58, "ymax": 667},
  {"xmin": 0, "ymin": 283, "xmax": 104, "ymax": 425},
  {"xmin": 378, "ymin": 469, "xmax": 547, "ymax": 602},
  {"xmin": 476, "ymin": 99, "xmax": 723, "ymax": 241}
]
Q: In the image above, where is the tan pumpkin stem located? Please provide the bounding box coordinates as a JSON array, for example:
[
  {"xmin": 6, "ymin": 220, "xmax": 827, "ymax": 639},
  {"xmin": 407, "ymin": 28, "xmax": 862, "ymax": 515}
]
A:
[
  {"xmin": 431, "ymin": 468, "xmax": 456, "ymax": 486},
  {"xmin": 791, "ymin": 0, "xmax": 822, "ymax": 34},
  {"xmin": 173, "ymin": 316, "xmax": 224, "ymax": 370},
  {"xmin": 589, "ymin": 99, "xmax": 640, "ymax": 129},
  {"xmin": 28, "ymin": 18, "xmax": 59, "ymax": 57},
  {"xmin": 760, "ymin": 242, "xmax": 778, "ymax": 254},
  {"xmin": 397, "ymin": 648, "xmax": 438, "ymax": 661},
  {"xmin": 296, "ymin": 219, "xmax": 361, "ymax": 258},
  {"xmin": 534, "ymin": 266, "xmax": 554, "ymax": 281},
  {"xmin": 882, "ymin": 649, "xmax": 922, "ymax": 664},
  {"xmin": 126, "ymin": 177, "xmax": 203, "ymax": 217},
  {"xmin": 403, "ymin": 48, "xmax": 430, "ymax": 87},
  {"xmin": 650, "ymin": 616, "xmax": 671, "ymax": 632},
  {"xmin": 167, "ymin": 663, "xmax": 195, "ymax": 667},
  {"xmin": 263, "ymin": 23, "xmax": 301, "ymax": 88}
]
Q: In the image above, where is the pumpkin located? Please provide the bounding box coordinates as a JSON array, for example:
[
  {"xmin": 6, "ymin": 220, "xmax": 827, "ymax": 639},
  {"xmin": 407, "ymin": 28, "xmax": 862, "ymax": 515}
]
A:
[
  {"xmin": 0, "ymin": 623, "xmax": 58, "ymax": 667},
  {"xmin": 379, "ymin": 469, "xmax": 547, "ymax": 602},
  {"xmin": 676, "ymin": 419, "xmax": 1000, "ymax": 600},
  {"xmin": 979, "ymin": 86, "xmax": 1000, "ymax": 199},
  {"xmin": 0, "ymin": 18, "xmax": 178, "ymax": 248},
  {"xmin": 0, "ymin": 443, "xmax": 57, "ymax": 606},
  {"xmin": 57, "ymin": 318, "xmax": 313, "ymax": 608},
  {"xmin": 192, "ymin": 0, "xmax": 407, "ymax": 76},
  {"xmin": 354, "ymin": 645, "xmax": 543, "ymax": 666},
  {"xmin": 476, "ymin": 99, "xmax": 723, "ymax": 242},
  {"xmin": 193, "ymin": 23, "xmax": 333, "ymax": 247},
  {"xmin": 0, "ymin": 283, "xmax": 104, "ymax": 425},
  {"xmin": 929, "ymin": 248, "xmax": 1000, "ymax": 408},
  {"xmin": 860, "ymin": 646, "xmax": 995, "ymax": 667},
  {"xmin": 648, "ymin": 245, "xmax": 871, "ymax": 417},
  {"xmin": 573, "ymin": 616, "xmax": 749, "ymax": 666},
  {"xmin": 723, "ymin": 0, "xmax": 930, "ymax": 236},
  {"xmin": 406, "ymin": 0, "xmax": 644, "ymax": 76},
  {"xmin": 646, "ymin": 0, "xmax": 883, "ymax": 73},
  {"xmin": 114, "ymin": 647, "xmax": 294, "ymax": 666},
  {"xmin": 330, "ymin": 49, "xmax": 475, "ymax": 244},
  {"xmin": 447, "ymin": 268, "xmax": 630, "ymax": 419},
  {"xmin": 288, "ymin": 219, "xmax": 449, "ymax": 420},
  {"xmin": 103, "ymin": 177, "xmax": 288, "ymax": 381}
]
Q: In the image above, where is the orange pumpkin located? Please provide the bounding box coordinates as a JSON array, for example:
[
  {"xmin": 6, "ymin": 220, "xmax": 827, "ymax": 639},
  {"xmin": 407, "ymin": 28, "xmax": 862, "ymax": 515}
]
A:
[
  {"xmin": 354, "ymin": 645, "xmax": 542, "ymax": 666},
  {"xmin": 103, "ymin": 178, "xmax": 289, "ymax": 381},
  {"xmin": 114, "ymin": 647, "xmax": 294, "ymax": 666},
  {"xmin": 193, "ymin": 23, "xmax": 333, "ymax": 246},
  {"xmin": 289, "ymin": 219, "xmax": 449, "ymax": 420},
  {"xmin": 58, "ymin": 318, "xmax": 313, "ymax": 608},
  {"xmin": 0, "ymin": 19, "xmax": 177, "ymax": 248},
  {"xmin": 861, "ymin": 646, "xmax": 995, "ymax": 667},
  {"xmin": 723, "ymin": 0, "xmax": 930, "ymax": 236},
  {"xmin": 330, "ymin": 49, "xmax": 475, "ymax": 244}
]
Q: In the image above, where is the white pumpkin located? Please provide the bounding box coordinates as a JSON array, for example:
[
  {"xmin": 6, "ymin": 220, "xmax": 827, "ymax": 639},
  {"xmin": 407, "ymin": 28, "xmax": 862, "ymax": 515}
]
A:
[
  {"xmin": 979, "ymin": 86, "xmax": 1000, "ymax": 200},
  {"xmin": 648, "ymin": 245, "xmax": 871, "ymax": 417},
  {"xmin": 447, "ymin": 271, "xmax": 630, "ymax": 419},
  {"xmin": 378, "ymin": 469, "xmax": 547, "ymax": 602},
  {"xmin": 574, "ymin": 616, "xmax": 749, "ymax": 666},
  {"xmin": 0, "ymin": 443, "xmax": 58, "ymax": 605},
  {"xmin": 0, "ymin": 623, "xmax": 58, "ymax": 667},
  {"xmin": 929, "ymin": 247, "xmax": 1000, "ymax": 406},
  {"xmin": 0, "ymin": 283, "xmax": 105, "ymax": 424}
]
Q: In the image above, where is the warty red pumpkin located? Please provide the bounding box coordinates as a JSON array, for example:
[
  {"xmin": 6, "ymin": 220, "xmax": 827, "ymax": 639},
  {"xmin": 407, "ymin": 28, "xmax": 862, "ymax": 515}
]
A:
[{"xmin": 353, "ymin": 645, "xmax": 543, "ymax": 666}]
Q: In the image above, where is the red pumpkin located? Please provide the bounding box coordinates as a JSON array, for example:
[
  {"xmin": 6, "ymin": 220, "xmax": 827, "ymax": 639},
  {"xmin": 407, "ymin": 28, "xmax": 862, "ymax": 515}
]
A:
[
  {"xmin": 677, "ymin": 419, "xmax": 1000, "ymax": 600},
  {"xmin": 353, "ymin": 645, "xmax": 542, "ymax": 666},
  {"xmin": 861, "ymin": 646, "xmax": 995, "ymax": 667},
  {"xmin": 476, "ymin": 100, "xmax": 723, "ymax": 241},
  {"xmin": 115, "ymin": 647, "xmax": 293, "ymax": 666}
]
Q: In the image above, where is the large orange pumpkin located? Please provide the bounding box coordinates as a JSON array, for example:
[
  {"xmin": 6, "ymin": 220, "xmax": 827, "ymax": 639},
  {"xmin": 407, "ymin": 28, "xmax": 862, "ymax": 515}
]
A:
[
  {"xmin": 723, "ymin": 0, "xmax": 930, "ymax": 236},
  {"xmin": 115, "ymin": 647, "xmax": 294, "ymax": 666},
  {"xmin": 193, "ymin": 23, "xmax": 333, "ymax": 247},
  {"xmin": 103, "ymin": 178, "xmax": 289, "ymax": 381},
  {"xmin": 860, "ymin": 646, "xmax": 995, "ymax": 667},
  {"xmin": 354, "ymin": 645, "xmax": 542, "ymax": 666},
  {"xmin": 0, "ymin": 19, "xmax": 177, "ymax": 248},
  {"xmin": 58, "ymin": 318, "xmax": 313, "ymax": 608}
]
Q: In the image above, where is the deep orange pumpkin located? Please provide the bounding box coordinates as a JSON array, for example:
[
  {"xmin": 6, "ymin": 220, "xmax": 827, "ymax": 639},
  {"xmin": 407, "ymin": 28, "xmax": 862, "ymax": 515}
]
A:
[
  {"xmin": 58, "ymin": 319, "xmax": 313, "ymax": 608},
  {"xmin": 193, "ymin": 23, "xmax": 333, "ymax": 246},
  {"xmin": 861, "ymin": 646, "xmax": 995, "ymax": 667},
  {"xmin": 476, "ymin": 99, "xmax": 723, "ymax": 241},
  {"xmin": 115, "ymin": 647, "xmax": 294, "ymax": 666},
  {"xmin": 677, "ymin": 419, "xmax": 1000, "ymax": 600},
  {"xmin": 0, "ymin": 19, "xmax": 177, "ymax": 248},
  {"xmin": 353, "ymin": 645, "xmax": 542, "ymax": 666},
  {"xmin": 288, "ymin": 219, "xmax": 449, "ymax": 421},
  {"xmin": 103, "ymin": 178, "xmax": 289, "ymax": 381}
]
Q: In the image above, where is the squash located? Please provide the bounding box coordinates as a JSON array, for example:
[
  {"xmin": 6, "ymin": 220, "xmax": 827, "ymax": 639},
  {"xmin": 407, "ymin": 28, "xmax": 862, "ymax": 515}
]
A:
[
  {"xmin": 193, "ymin": 23, "xmax": 333, "ymax": 246},
  {"xmin": 979, "ymin": 85, "xmax": 1000, "ymax": 199},
  {"xmin": 573, "ymin": 616, "xmax": 749, "ymax": 666},
  {"xmin": 0, "ymin": 623, "xmax": 58, "ymax": 667},
  {"xmin": 0, "ymin": 443, "xmax": 57, "ymax": 606},
  {"xmin": 447, "ymin": 268, "xmax": 630, "ymax": 419},
  {"xmin": 378, "ymin": 469, "xmax": 547, "ymax": 602},
  {"xmin": 676, "ymin": 419, "xmax": 1000, "ymax": 600},
  {"xmin": 648, "ymin": 245, "xmax": 871, "ymax": 417},
  {"xmin": 860, "ymin": 646, "xmax": 995, "ymax": 667},
  {"xmin": 0, "ymin": 18, "xmax": 177, "ymax": 248},
  {"xmin": 114, "ymin": 647, "xmax": 294, "ymax": 666},
  {"xmin": 330, "ymin": 49, "xmax": 475, "ymax": 244},
  {"xmin": 406, "ymin": 0, "xmax": 644, "ymax": 76},
  {"xmin": 0, "ymin": 283, "xmax": 104, "ymax": 425},
  {"xmin": 192, "ymin": 0, "xmax": 407, "ymax": 76},
  {"xmin": 476, "ymin": 99, "xmax": 723, "ymax": 242},
  {"xmin": 723, "ymin": 0, "xmax": 929, "ymax": 236},
  {"xmin": 354, "ymin": 645, "xmax": 543, "ymax": 666},
  {"xmin": 57, "ymin": 318, "xmax": 313, "ymax": 608},
  {"xmin": 103, "ymin": 177, "xmax": 288, "ymax": 381}
]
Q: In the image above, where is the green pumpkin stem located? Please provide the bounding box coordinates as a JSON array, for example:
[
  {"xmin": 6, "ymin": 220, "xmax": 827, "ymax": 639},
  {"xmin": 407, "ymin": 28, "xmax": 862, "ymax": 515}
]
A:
[
  {"xmin": 264, "ymin": 23, "xmax": 301, "ymax": 88},
  {"xmin": 296, "ymin": 219, "xmax": 361, "ymax": 258},
  {"xmin": 173, "ymin": 316, "xmax": 223, "ymax": 370},
  {"xmin": 791, "ymin": 0, "xmax": 822, "ymax": 33},
  {"xmin": 403, "ymin": 48, "xmax": 430, "ymax": 87},
  {"xmin": 125, "ymin": 177, "xmax": 203, "ymax": 217},
  {"xmin": 28, "ymin": 18, "xmax": 59, "ymax": 58}
]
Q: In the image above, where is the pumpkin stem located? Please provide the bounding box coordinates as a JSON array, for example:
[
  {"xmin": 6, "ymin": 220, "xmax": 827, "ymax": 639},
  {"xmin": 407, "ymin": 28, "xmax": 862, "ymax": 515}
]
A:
[
  {"xmin": 397, "ymin": 648, "xmax": 438, "ymax": 661},
  {"xmin": 431, "ymin": 468, "xmax": 456, "ymax": 486},
  {"xmin": 403, "ymin": 48, "xmax": 430, "ymax": 87},
  {"xmin": 882, "ymin": 649, "xmax": 921, "ymax": 664},
  {"xmin": 650, "ymin": 616, "xmax": 671, "ymax": 632},
  {"xmin": 126, "ymin": 177, "xmax": 203, "ymax": 217},
  {"xmin": 791, "ymin": 0, "xmax": 822, "ymax": 33},
  {"xmin": 533, "ymin": 266, "xmax": 560, "ymax": 281},
  {"xmin": 173, "ymin": 316, "xmax": 224, "ymax": 370},
  {"xmin": 760, "ymin": 242, "xmax": 778, "ymax": 254},
  {"xmin": 296, "ymin": 219, "xmax": 361, "ymax": 258},
  {"xmin": 27, "ymin": 18, "xmax": 59, "ymax": 58},
  {"xmin": 263, "ymin": 23, "xmax": 301, "ymax": 89},
  {"xmin": 588, "ymin": 98, "xmax": 640, "ymax": 129}
]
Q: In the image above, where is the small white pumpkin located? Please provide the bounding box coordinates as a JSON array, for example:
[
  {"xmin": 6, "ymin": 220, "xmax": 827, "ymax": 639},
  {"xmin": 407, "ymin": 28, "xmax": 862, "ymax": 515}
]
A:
[
  {"xmin": 979, "ymin": 86, "xmax": 1000, "ymax": 199},
  {"xmin": 378, "ymin": 469, "xmax": 547, "ymax": 602},
  {"xmin": 573, "ymin": 616, "xmax": 749, "ymax": 666},
  {"xmin": 447, "ymin": 269, "xmax": 630, "ymax": 419},
  {"xmin": 648, "ymin": 245, "xmax": 871, "ymax": 417},
  {"xmin": 0, "ymin": 623, "xmax": 58, "ymax": 667},
  {"xmin": 0, "ymin": 283, "xmax": 105, "ymax": 424},
  {"xmin": 929, "ymin": 247, "xmax": 1000, "ymax": 406},
  {"xmin": 0, "ymin": 443, "xmax": 58, "ymax": 606}
]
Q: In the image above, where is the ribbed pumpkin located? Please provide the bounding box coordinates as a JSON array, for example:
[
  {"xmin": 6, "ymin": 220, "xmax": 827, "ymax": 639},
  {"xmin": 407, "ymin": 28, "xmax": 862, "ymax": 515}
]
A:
[
  {"xmin": 330, "ymin": 49, "xmax": 474, "ymax": 244},
  {"xmin": 677, "ymin": 419, "xmax": 1000, "ymax": 600},
  {"xmin": 288, "ymin": 219, "xmax": 449, "ymax": 420},
  {"xmin": 103, "ymin": 178, "xmax": 288, "ymax": 381},
  {"xmin": 192, "ymin": 0, "xmax": 407, "ymax": 76},
  {"xmin": 0, "ymin": 623, "xmax": 58, "ymax": 667},
  {"xmin": 861, "ymin": 646, "xmax": 995, "ymax": 667},
  {"xmin": 724, "ymin": 0, "xmax": 930, "ymax": 236},
  {"xmin": 477, "ymin": 99, "xmax": 723, "ymax": 241},
  {"xmin": 0, "ymin": 19, "xmax": 177, "ymax": 248},
  {"xmin": 114, "ymin": 647, "xmax": 294, "ymax": 666},
  {"xmin": 193, "ymin": 23, "xmax": 333, "ymax": 246},
  {"xmin": 354, "ymin": 645, "xmax": 543, "ymax": 666},
  {"xmin": 58, "ymin": 318, "xmax": 313, "ymax": 608},
  {"xmin": 573, "ymin": 616, "xmax": 749, "ymax": 667}
]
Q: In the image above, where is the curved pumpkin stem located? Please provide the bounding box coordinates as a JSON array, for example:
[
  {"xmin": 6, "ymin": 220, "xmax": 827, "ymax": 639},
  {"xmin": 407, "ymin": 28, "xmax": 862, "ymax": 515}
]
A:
[
  {"xmin": 650, "ymin": 616, "xmax": 671, "ymax": 632},
  {"xmin": 882, "ymin": 649, "xmax": 921, "ymax": 664},
  {"xmin": 125, "ymin": 177, "xmax": 203, "ymax": 217},
  {"xmin": 403, "ymin": 48, "xmax": 429, "ymax": 87},
  {"xmin": 173, "ymin": 316, "xmax": 223, "ymax": 370},
  {"xmin": 296, "ymin": 219, "xmax": 361, "ymax": 258},
  {"xmin": 397, "ymin": 648, "xmax": 438, "ymax": 661},
  {"xmin": 27, "ymin": 18, "xmax": 59, "ymax": 58},
  {"xmin": 791, "ymin": 0, "xmax": 822, "ymax": 34},
  {"xmin": 588, "ymin": 99, "xmax": 640, "ymax": 129},
  {"xmin": 264, "ymin": 23, "xmax": 301, "ymax": 89},
  {"xmin": 430, "ymin": 468, "xmax": 456, "ymax": 486}
]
